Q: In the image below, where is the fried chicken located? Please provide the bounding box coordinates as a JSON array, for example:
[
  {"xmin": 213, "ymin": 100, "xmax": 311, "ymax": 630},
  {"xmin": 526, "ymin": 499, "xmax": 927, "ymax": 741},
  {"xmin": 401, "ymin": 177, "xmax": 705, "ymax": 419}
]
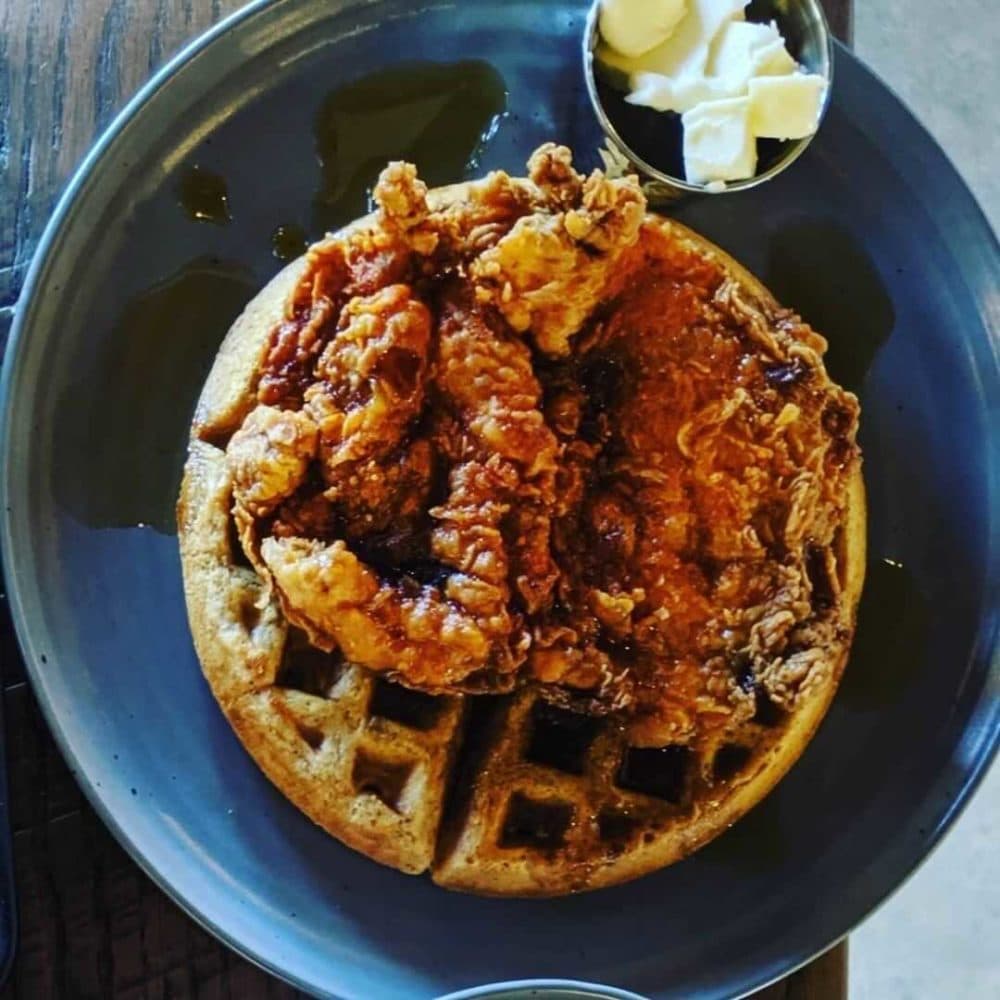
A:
[
  {"xmin": 435, "ymin": 287, "xmax": 558, "ymax": 476},
  {"xmin": 433, "ymin": 289, "xmax": 560, "ymax": 615},
  {"xmin": 321, "ymin": 438, "xmax": 435, "ymax": 539},
  {"xmin": 304, "ymin": 284, "xmax": 431, "ymax": 471},
  {"xmin": 226, "ymin": 145, "xmax": 860, "ymax": 740},
  {"xmin": 227, "ymin": 405, "xmax": 318, "ymax": 517},
  {"xmin": 260, "ymin": 536, "xmax": 500, "ymax": 687},
  {"xmin": 469, "ymin": 144, "xmax": 645, "ymax": 355}
]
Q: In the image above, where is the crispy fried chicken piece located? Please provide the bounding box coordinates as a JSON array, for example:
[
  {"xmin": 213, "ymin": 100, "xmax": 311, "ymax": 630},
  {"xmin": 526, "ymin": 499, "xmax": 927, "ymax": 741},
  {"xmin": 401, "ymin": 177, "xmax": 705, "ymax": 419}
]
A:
[
  {"xmin": 529, "ymin": 621, "xmax": 633, "ymax": 714},
  {"xmin": 233, "ymin": 145, "xmax": 860, "ymax": 727},
  {"xmin": 372, "ymin": 161, "xmax": 439, "ymax": 257},
  {"xmin": 260, "ymin": 246, "xmax": 348, "ymax": 407},
  {"xmin": 424, "ymin": 170, "xmax": 538, "ymax": 260},
  {"xmin": 260, "ymin": 536, "xmax": 502, "ymax": 687},
  {"xmin": 504, "ymin": 504, "xmax": 559, "ymax": 614},
  {"xmin": 303, "ymin": 284, "xmax": 431, "ymax": 472},
  {"xmin": 258, "ymin": 166, "xmax": 441, "ymax": 406},
  {"xmin": 259, "ymin": 282, "xmax": 570, "ymax": 690},
  {"xmin": 323, "ymin": 438, "xmax": 434, "ymax": 538},
  {"xmin": 434, "ymin": 290, "xmax": 560, "ymax": 613},
  {"xmin": 429, "ymin": 457, "xmax": 514, "ymax": 590},
  {"xmin": 225, "ymin": 404, "xmax": 321, "ymax": 582},
  {"xmin": 435, "ymin": 287, "xmax": 558, "ymax": 476},
  {"xmin": 527, "ymin": 142, "xmax": 584, "ymax": 209},
  {"xmin": 227, "ymin": 405, "xmax": 318, "ymax": 517},
  {"xmin": 417, "ymin": 457, "xmax": 535, "ymax": 675},
  {"xmin": 469, "ymin": 146, "xmax": 645, "ymax": 356},
  {"xmin": 265, "ymin": 282, "xmax": 573, "ymax": 689}
]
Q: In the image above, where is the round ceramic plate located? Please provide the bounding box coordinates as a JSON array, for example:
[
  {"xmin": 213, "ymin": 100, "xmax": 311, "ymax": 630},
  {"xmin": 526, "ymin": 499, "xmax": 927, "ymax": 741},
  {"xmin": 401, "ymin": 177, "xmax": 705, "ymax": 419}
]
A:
[{"xmin": 2, "ymin": 1, "xmax": 998, "ymax": 998}]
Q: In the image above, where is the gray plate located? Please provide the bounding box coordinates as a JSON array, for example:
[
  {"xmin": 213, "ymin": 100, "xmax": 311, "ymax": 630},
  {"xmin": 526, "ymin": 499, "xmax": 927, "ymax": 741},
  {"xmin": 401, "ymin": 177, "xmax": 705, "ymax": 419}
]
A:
[{"xmin": 1, "ymin": 1, "xmax": 998, "ymax": 998}]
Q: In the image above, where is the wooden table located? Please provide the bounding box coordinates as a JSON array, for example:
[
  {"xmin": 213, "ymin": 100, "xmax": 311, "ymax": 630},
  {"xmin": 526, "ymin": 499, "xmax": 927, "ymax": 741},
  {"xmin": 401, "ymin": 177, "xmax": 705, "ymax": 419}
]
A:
[{"xmin": 0, "ymin": 0, "xmax": 852, "ymax": 996}]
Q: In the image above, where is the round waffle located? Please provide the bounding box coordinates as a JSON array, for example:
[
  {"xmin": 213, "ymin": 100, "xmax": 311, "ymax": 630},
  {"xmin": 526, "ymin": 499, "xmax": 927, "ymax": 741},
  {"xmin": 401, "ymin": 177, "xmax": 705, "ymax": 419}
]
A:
[{"xmin": 178, "ymin": 151, "xmax": 864, "ymax": 896}]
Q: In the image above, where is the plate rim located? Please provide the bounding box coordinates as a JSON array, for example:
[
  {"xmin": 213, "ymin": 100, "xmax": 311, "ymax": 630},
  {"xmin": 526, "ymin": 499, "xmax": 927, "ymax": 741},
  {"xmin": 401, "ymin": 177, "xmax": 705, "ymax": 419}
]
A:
[
  {"xmin": 0, "ymin": 1, "xmax": 329, "ymax": 994},
  {"xmin": 1, "ymin": 2, "xmax": 999, "ymax": 998}
]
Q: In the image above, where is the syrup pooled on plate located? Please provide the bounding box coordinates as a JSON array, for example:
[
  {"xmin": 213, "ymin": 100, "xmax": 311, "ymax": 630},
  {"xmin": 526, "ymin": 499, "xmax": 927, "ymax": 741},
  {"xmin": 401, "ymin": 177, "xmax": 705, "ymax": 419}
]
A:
[
  {"xmin": 177, "ymin": 166, "xmax": 232, "ymax": 225},
  {"xmin": 55, "ymin": 258, "xmax": 255, "ymax": 534},
  {"xmin": 271, "ymin": 223, "xmax": 309, "ymax": 262},
  {"xmin": 312, "ymin": 60, "xmax": 507, "ymax": 232}
]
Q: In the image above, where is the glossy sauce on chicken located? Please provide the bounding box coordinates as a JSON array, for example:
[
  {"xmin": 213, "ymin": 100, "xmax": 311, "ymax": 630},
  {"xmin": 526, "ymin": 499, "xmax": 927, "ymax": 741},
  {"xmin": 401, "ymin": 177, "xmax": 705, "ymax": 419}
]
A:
[{"xmin": 225, "ymin": 145, "xmax": 860, "ymax": 747}]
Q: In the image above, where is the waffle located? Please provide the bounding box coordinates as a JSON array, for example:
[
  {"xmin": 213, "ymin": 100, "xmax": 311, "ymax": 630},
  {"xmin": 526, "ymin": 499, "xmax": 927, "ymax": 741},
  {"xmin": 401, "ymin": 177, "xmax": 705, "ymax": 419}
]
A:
[
  {"xmin": 178, "ymin": 173, "xmax": 865, "ymax": 895},
  {"xmin": 434, "ymin": 475, "xmax": 864, "ymax": 894}
]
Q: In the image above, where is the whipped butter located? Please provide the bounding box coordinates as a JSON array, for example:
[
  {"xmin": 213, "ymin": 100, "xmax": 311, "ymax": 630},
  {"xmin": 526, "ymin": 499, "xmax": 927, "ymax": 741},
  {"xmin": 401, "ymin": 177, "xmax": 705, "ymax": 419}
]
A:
[
  {"xmin": 600, "ymin": 0, "xmax": 745, "ymax": 80},
  {"xmin": 597, "ymin": 0, "xmax": 828, "ymax": 186},
  {"xmin": 599, "ymin": 0, "xmax": 688, "ymax": 59},
  {"xmin": 710, "ymin": 19, "xmax": 797, "ymax": 85}
]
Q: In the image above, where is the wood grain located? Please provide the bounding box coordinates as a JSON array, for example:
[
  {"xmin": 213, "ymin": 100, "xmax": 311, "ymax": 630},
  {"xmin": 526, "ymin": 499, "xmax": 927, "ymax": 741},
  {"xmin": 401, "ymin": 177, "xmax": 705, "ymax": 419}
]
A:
[
  {"xmin": 1, "ymin": 0, "xmax": 239, "ymax": 314},
  {"xmin": 0, "ymin": 0, "xmax": 853, "ymax": 995}
]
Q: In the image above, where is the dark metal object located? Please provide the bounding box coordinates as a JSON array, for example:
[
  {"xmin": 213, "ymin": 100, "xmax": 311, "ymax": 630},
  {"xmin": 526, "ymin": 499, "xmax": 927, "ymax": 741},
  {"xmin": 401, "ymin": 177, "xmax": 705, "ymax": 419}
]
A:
[{"xmin": 581, "ymin": 0, "xmax": 835, "ymax": 197}]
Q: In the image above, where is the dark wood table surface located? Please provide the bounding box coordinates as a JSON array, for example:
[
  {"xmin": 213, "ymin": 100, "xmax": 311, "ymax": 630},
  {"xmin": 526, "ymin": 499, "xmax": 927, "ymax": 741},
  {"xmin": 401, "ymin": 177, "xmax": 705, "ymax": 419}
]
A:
[{"xmin": 0, "ymin": 0, "xmax": 853, "ymax": 996}]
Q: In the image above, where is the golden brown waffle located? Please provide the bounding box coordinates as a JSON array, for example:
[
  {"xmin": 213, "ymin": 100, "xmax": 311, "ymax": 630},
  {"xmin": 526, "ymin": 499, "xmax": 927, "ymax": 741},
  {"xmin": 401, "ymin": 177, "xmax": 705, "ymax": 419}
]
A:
[
  {"xmin": 433, "ymin": 476, "xmax": 864, "ymax": 894},
  {"xmin": 179, "ymin": 438, "xmax": 463, "ymax": 874},
  {"xmin": 231, "ymin": 664, "xmax": 463, "ymax": 876},
  {"xmin": 179, "ymin": 402, "xmax": 863, "ymax": 897},
  {"xmin": 178, "ymin": 177, "xmax": 865, "ymax": 895}
]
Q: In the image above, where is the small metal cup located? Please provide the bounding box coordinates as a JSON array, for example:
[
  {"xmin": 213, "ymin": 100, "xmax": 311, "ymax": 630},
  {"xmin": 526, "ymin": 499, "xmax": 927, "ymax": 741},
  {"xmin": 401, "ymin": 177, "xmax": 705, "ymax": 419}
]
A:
[{"xmin": 582, "ymin": 0, "xmax": 834, "ymax": 198}]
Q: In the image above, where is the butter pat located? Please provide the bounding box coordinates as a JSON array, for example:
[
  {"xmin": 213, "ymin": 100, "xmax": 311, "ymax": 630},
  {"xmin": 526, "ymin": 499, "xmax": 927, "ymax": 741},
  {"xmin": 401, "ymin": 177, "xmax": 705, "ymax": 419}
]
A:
[
  {"xmin": 682, "ymin": 96, "xmax": 757, "ymax": 183},
  {"xmin": 599, "ymin": 0, "xmax": 688, "ymax": 59},
  {"xmin": 748, "ymin": 73, "xmax": 827, "ymax": 139},
  {"xmin": 709, "ymin": 20, "xmax": 796, "ymax": 85},
  {"xmin": 602, "ymin": 0, "xmax": 747, "ymax": 80}
]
